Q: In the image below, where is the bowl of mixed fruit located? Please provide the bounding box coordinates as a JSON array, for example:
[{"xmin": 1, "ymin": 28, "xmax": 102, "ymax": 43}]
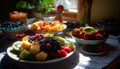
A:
[
  {"xmin": 71, "ymin": 27, "xmax": 108, "ymax": 45},
  {"xmin": 7, "ymin": 33, "xmax": 76, "ymax": 63},
  {"xmin": 63, "ymin": 21, "xmax": 85, "ymax": 37},
  {"xmin": 28, "ymin": 20, "xmax": 66, "ymax": 34}
]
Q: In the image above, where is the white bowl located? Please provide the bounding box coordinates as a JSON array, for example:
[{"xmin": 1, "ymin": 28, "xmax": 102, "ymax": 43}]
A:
[{"xmin": 71, "ymin": 33, "xmax": 107, "ymax": 45}]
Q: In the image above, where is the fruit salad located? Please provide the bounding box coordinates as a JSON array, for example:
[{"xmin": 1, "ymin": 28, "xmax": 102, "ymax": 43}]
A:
[
  {"xmin": 63, "ymin": 21, "xmax": 85, "ymax": 37},
  {"xmin": 72, "ymin": 27, "xmax": 108, "ymax": 40},
  {"xmin": 29, "ymin": 20, "xmax": 66, "ymax": 33},
  {"xmin": 10, "ymin": 33, "xmax": 75, "ymax": 61}
]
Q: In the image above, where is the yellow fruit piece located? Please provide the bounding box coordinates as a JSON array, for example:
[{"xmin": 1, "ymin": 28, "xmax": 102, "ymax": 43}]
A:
[
  {"xmin": 30, "ymin": 45, "xmax": 40, "ymax": 54},
  {"xmin": 35, "ymin": 51, "xmax": 48, "ymax": 61},
  {"xmin": 22, "ymin": 36, "xmax": 30, "ymax": 41},
  {"xmin": 51, "ymin": 26, "xmax": 58, "ymax": 32},
  {"xmin": 43, "ymin": 25, "xmax": 51, "ymax": 32},
  {"xmin": 44, "ymin": 33, "xmax": 50, "ymax": 38},
  {"xmin": 55, "ymin": 36, "xmax": 65, "ymax": 41},
  {"xmin": 30, "ymin": 23, "xmax": 39, "ymax": 31},
  {"xmin": 60, "ymin": 24, "xmax": 64, "ymax": 30},
  {"xmin": 56, "ymin": 24, "xmax": 61, "ymax": 30},
  {"xmin": 32, "ymin": 41, "xmax": 39, "ymax": 45},
  {"xmin": 69, "ymin": 45, "xmax": 76, "ymax": 51},
  {"xmin": 21, "ymin": 41, "xmax": 31, "ymax": 50}
]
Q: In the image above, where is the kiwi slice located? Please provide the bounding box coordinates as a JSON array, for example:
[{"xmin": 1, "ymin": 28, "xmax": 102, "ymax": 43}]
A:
[
  {"xmin": 83, "ymin": 27, "xmax": 96, "ymax": 34},
  {"xmin": 12, "ymin": 41, "xmax": 22, "ymax": 51}
]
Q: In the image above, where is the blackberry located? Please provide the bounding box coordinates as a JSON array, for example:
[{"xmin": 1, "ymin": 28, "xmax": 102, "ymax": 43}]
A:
[
  {"xmin": 40, "ymin": 37, "xmax": 61, "ymax": 53},
  {"xmin": 64, "ymin": 21, "xmax": 85, "ymax": 30}
]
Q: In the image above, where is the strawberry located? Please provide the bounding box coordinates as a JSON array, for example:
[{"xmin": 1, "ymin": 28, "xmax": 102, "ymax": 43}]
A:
[
  {"xmin": 95, "ymin": 33, "xmax": 103, "ymax": 39},
  {"xmin": 60, "ymin": 50, "xmax": 67, "ymax": 57},
  {"xmin": 79, "ymin": 32, "xmax": 84, "ymax": 38},
  {"xmin": 83, "ymin": 33, "xmax": 89, "ymax": 40},
  {"xmin": 61, "ymin": 46, "xmax": 71, "ymax": 53},
  {"xmin": 57, "ymin": 49, "xmax": 67, "ymax": 57}
]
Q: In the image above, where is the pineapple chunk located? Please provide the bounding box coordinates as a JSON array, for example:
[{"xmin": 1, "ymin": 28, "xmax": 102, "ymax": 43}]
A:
[
  {"xmin": 30, "ymin": 45, "xmax": 40, "ymax": 54},
  {"xmin": 21, "ymin": 41, "xmax": 31, "ymax": 50},
  {"xmin": 35, "ymin": 51, "xmax": 48, "ymax": 61}
]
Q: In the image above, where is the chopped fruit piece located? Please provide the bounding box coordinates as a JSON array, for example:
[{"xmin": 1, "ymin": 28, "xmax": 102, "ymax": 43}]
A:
[
  {"xmin": 44, "ymin": 33, "xmax": 50, "ymax": 38},
  {"xmin": 59, "ymin": 50, "xmax": 67, "ymax": 57},
  {"xmin": 83, "ymin": 27, "xmax": 96, "ymax": 35},
  {"xmin": 19, "ymin": 49, "xmax": 31, "ymax": 60},
  {"xmin": 35, "ymin": 51, "xmax": 48, "ymax": 61},
  {"xmin": 21, "ymin": 41, "xmax": 31, "ymax": 49},
  {"xmin": 32, "ymin": 41, "xmax": 39, "ymax": 45},
  {"xmin": 95, "ymin": 33, "xmax": 103, "ymax": 39},
  {"xmin": 30, "ymin": 23, "xmax": 39, "ymax": 30},
  {"xmin": 55, "ymin": 36, "xmax": 65, "ymax": 41},
  {"xmin": 46, "ymin": 43, "xmax": 51, "ymax": 50},
  {"xmin": 69, "ymin": 45, "xmax": 76, "ymax": 51},
  {"xmin": 34, "ymin": 33, "xmax": 39, "ymax": 38},
  {"xmin": 72, "ymin": 26, "xmax": 107, "ymax": 40},
  {"xmin": 61, "ymin": 46, "xmax": 71, "ymax": 53},
  {"xmin": 12, "ymin": 41, "xmax": 22, "ymax": 51},
  {"xmin": 29, "ymin": 20, "xmax": 65, "ymax": 33},
  {"xmin": 10, "ymin": 33, "xmax": 76, "ymax": 62},
  {"xmin": 22, "ymin": 36, "xmax": 30, "ymax": 41},
  {"xmin": 30, "ymin": 45, "xmax": 40, "ymax": 54}
]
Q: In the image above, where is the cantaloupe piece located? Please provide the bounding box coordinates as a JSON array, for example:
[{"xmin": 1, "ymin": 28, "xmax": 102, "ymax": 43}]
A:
[{"xmin": 35, "ymin": 51, "xmax": 48, "ymax": 61}]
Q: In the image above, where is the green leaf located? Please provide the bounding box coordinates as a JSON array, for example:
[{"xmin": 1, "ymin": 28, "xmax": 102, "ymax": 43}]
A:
[
  {"xmin": 42, "ymin": 0, "xmax": 54, "ymax": 4},
  {"xmin": 16, "ymin": 1, "xmax": 28, "ymax": 9}
]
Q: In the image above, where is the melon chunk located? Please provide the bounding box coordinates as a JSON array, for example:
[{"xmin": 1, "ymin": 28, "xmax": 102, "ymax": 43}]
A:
[
  {"xmin": 30, "ymin": 45, "xmax": 40, "ymax": 54},
  {"xmin": 35, "ymin": 51, "xmax": 48, "ymax": 61}
]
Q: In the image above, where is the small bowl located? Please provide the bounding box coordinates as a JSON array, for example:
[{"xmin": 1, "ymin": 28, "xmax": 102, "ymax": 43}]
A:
[{"xmin": 71, "ymin": 32, "xmax": 107, "ymax": 45}]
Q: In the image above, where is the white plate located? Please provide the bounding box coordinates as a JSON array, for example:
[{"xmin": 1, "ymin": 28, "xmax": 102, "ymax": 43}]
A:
[
  {"xmin": 7, "ymin": 47, "xmax": 75, "ymax": 64},
  {"xmin": 80, "ymin": 46, "xmax": 108, "ymax": 56}
]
